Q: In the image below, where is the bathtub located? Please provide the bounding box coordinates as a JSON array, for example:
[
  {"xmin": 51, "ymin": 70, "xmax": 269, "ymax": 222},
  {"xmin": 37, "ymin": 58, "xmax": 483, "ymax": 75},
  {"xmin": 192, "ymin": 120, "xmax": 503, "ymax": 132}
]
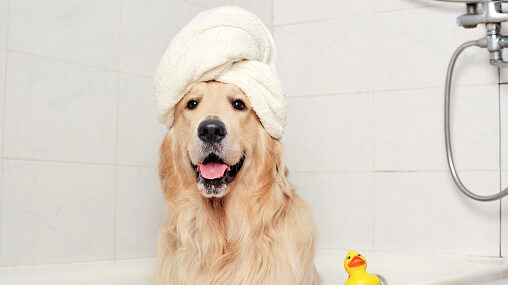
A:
[{"xmin": 1, "ymin": 249, "xmax": 508, "ymax": 285}]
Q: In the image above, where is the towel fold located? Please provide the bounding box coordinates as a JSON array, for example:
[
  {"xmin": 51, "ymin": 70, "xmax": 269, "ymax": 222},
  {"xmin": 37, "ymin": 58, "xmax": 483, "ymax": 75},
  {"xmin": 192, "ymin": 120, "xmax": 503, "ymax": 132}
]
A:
[{"xmin": 154, "ymin": 6, "xmax": 286, "ymax": 140}]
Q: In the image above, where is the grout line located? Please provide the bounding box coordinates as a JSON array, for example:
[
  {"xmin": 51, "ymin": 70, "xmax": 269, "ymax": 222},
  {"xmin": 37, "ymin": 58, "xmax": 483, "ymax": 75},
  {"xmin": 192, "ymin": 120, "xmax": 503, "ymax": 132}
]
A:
[
  {"xmin": 273, "ymin": 12, "xmax": 372, "ymax": 28},
  {"xmin": 372, "ymin": 3, "xmax": 450, "ymax": 15},
  {"xmin": 178, "ymin": 0, "xmax": 208, "ymax": 9},
  {"xmin": 1, "ymin": 156, "xmax": 155, "ymax": 168},
  {"xmin": 370, "ymin": 8, "xmax": 376, "ymax": 252},
  {"xmin": 272, "ymin": 3, "xmax": 451, "ymax": 27},
  {"xmin": 5, "ymin": 49, "xmax": 153, "ymax": 80},
  {"xmin": 0, "ymin": 0, "xmax": 10, "ymax": 257},
  {"xmin": 117, "ymin": 164, "xmax": 156, "ymax": 169},
  {"xmin": 499, "ymin": 67, "xmax": 503, "ymax": 257},
  {"xmin": 382, "ymin": 82, "xmax": 501, "ymax": 91},
  {"xmin": 292, "ymin": 170, "xmax": 374, "ymax": 174},
  {"xmin": 315, "ymin": 247, "xmax": 488, "ymax": 256},
  {"xmin": 3, "ymin": 156, "xmax": 116, "ymax": 166},
  {"xmin": 7, "ymin": 49, "xmax": 118, "ymax": 72},
  {"xmin": 0, "ymin": 155, "xmax": 496, "ymax": 173},
  {"xmin": 113, "ymin": 0, "xmax": 123, "ymax": 260},
  {"xmin": 371, "ymin": 90, "xmax": 376, "ymax": 252},
  {"xmin": 0, "ymin": 256, "xmax": 156, "ymax": 269},
  {"xmin": 272, "ymin": 1, "xmax": 276, "ymax": 34},
  {"xmin": 286, "ymin": 82, "xmax": 500, "ymax": 100},
  {"xmin": 291, "ymin": 169, "xmax": 501, "ymax": 174},
  {"xmin": 372, "ymin": 171, "xmax": 376, "ymax": 252},
  {"xmin": 287, "ymin": 90, "xmax": 372, "ymax": 99},
  {"xmin": 271, "ymin": 0, "xmax": 274, "ymax": 29},
  {"xmin": 376, "ymin": 169, "xmax": 501, "ymax": 173}
]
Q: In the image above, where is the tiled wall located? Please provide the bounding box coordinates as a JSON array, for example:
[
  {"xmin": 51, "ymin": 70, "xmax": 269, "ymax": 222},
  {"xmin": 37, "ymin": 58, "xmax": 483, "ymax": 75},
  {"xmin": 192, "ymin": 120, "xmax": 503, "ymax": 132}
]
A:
[
  {"xmin": 0, "ymin": 0, "xmax": 274, "ymax": 267},
  {"xmin": 275, "ymin": 0, "xmax": 507, "ymax": 257},
  {"xmin": 0, "ymin": 0, "xmax": 506, "ymax": 268}
]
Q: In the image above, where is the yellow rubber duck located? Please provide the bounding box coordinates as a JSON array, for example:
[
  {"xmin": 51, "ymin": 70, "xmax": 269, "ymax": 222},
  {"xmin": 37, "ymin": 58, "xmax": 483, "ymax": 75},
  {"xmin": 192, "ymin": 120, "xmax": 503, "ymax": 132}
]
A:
[{"xmin": 344, "ymin": 251, "xmax": 381, "ymax": 285}]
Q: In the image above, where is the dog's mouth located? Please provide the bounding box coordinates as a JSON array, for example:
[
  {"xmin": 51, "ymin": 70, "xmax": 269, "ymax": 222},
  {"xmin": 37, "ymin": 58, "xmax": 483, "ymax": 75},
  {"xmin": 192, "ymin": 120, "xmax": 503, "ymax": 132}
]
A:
[{"xmin": 191, "ymin": 153, "xmax": 245, "ymax": 196}]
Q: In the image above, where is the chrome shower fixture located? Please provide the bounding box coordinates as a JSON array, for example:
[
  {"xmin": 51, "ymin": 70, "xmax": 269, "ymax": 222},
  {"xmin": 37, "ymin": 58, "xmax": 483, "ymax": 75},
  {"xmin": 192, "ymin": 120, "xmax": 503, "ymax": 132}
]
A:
[
  {"xmin": 437, "ymin": 0, "xmax": 508, "ymax": 201},
  {"xmin": 440, "ymin": 0, "xmax": 508, "ymax": 66},
  {"xmin": 455, "ymin": 0, "xmax": 508, "ymax": 29}
]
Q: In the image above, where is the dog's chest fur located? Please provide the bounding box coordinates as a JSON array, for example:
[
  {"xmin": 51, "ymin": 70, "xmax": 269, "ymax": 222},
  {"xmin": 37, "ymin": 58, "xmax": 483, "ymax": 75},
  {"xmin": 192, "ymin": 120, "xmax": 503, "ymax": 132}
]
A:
[{"xmin": 157, "ymin": 193, "xmax": 317, "ymax": 284}]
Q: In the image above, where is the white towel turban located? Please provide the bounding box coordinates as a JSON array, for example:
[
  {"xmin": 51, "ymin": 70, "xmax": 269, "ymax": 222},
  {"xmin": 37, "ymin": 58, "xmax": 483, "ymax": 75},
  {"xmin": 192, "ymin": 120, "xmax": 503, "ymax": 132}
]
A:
[{"xmin": 154, "ymin": 6, "xmax": 286, "ymax": 140}]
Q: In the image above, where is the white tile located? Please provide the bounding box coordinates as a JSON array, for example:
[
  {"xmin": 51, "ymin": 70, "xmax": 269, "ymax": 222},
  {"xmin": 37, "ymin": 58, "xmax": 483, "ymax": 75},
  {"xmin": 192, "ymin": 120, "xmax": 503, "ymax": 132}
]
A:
[
  {"xmin": 375, "ymin": 171, "xmax": 500, "ymax": 256},
  {"xmin": 373, "ymin": 0, "xmax": 444, "ymax": 12},
  {"xmin": 190, "ymin": 0, "xmax": 273, "ymax": 26},
  {"xmin": 8, "ymin": 0, "xmax": 120, "ymax": 68},
  {"xmin": 375, "ymin": 88, "xmax": 443, "ymax": 171},
  {"xmin": 374, "ymin": 6, "xmax": 496, "ymax": 91},
  {"xmin": 291, "ymin": 172, "xmax": 373, "ymax": 251},
  {"xmin": 0, "ymin": 0, "xmax": 7, "ymax": 48},
  {"xmin": 120, "ymin": 0, "xmax": 204, "ymax": 76},
  {"xmin": 375, "ymin": 85, "xmax": 499, "ymax": 171},
  {"xmin": 4, "ymin": 53, "xmax": 117, "ymax": 163},
  {"xmin": 274, "ymin": 15, "xmax": 372, "ymax": 97},
  {"xmin": 451, "ymin": 85, "xmax": 500, "ymax": 170},
  {"xmin": 116, "ymin": 166, "xmax": 167, "ymax": 259},
  {"xmin": 274, "ymin": 0, "xmax": 370, "ymax": 25},
  {"xmin": 284, "ymin": 93, "xmax": 373, "ymax": 172},
  {"xmin": 117, "ymin": 75, "xmax": 166, "ymax": 166},
  {"xmin": 0, "ymin": 160, "xmax": 115, "ymax": 266}
]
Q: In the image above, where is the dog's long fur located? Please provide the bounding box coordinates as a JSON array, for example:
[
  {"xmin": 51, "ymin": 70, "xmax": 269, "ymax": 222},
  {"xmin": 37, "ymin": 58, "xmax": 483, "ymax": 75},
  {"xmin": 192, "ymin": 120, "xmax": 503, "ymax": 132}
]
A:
[{"xmin": 156, "ymin": 82, "xmax": 319, "ymax": 284}]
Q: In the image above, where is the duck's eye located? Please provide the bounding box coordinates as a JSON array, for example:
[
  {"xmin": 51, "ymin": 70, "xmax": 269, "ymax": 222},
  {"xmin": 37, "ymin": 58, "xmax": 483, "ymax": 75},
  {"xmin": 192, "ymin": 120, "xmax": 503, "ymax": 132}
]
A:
[
  {"xmin": 358, "ymin": 254, "xmax": 361, "ymax": 256},
  {"xmin": 347, "ymin": 256, "xmax": 351, "ymax": 259},
  {"xmin": 186, "ymin": 100, "xmax": 198, "ymax": 110},
  {"xmin": 232, "ymin": 99, "xmax": 246, "ymax": 111}
]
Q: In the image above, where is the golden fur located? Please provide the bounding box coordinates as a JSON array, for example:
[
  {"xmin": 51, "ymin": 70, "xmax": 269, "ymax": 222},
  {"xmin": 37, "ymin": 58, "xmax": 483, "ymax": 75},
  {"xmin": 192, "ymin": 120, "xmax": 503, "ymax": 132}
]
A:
[{"xmin": 156, "ymin": 81, "xmax": 320, "ymax": 284}]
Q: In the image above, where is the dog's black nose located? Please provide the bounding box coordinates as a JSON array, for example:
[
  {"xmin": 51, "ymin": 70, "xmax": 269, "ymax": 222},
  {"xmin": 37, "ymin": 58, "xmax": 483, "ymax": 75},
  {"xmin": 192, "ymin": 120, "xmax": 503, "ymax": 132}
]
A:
[{"xmin": 198, "ymin": 120, "xmax": 226, "ymax": 143}]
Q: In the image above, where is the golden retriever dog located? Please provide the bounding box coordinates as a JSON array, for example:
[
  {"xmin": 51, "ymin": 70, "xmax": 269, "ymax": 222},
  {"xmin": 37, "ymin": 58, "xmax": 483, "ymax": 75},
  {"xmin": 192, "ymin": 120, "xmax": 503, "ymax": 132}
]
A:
[{"xmin": 155, "ymin": 81, "xmax": 320, "ymax": 284}]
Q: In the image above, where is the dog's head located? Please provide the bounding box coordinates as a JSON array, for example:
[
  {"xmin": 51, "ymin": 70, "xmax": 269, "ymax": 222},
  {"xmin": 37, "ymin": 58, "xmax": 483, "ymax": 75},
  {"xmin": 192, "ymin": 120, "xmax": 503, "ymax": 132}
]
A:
[{"xmin": 161, "ymin": 81, "xmax": 268, "ymax": 198}]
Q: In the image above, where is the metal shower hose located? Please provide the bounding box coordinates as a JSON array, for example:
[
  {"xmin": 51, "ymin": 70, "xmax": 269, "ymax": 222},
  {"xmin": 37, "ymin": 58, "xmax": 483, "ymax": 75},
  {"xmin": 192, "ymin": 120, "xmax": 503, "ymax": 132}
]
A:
[{"xmin": 445, "ymin": 40, "xmax": 508, "ymax": 201}]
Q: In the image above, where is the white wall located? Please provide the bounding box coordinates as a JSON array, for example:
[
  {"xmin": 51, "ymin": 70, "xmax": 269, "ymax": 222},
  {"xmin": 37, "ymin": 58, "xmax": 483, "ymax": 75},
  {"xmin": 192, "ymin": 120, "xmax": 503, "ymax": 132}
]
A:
[
  {"xmin": 0, "ymin": 0, "xmax": 505, "ymax": 268},
  {"xmin": 275, "ymin": 0, "xmax": 505, "ymax": 257}
]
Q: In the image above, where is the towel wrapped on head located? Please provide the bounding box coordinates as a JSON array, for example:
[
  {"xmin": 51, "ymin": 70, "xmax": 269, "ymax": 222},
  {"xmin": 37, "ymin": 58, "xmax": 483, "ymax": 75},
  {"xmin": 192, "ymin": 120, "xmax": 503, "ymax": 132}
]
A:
[{"xmin": 154, "ymin": 6, "xmax": 286, "ymax": 140}]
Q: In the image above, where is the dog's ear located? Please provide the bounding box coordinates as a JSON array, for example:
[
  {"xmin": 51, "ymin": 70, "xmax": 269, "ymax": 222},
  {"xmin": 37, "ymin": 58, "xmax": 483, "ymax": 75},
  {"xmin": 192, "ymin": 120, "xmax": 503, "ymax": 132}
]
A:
[
  {"xmin": 158, "ymin": 132, "xmax": 177, "ymax": 198},
  {"xmin": 256, "ymin": 136, "xmax": 293, "ymax": 199},
  {"xmin": 272, "ymin": 140, "xmax": 293, "ymax": 198},
  {"xmin": 245, "ymin": 136, "xmax": 293, "ymax": 233}
]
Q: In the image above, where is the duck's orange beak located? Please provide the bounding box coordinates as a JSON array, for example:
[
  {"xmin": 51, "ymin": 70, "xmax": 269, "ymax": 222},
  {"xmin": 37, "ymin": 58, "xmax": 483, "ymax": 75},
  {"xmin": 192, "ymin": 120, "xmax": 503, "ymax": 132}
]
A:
[{"xmin": 348, "ymin": 256, "xmax": 365, "ymax": 267}]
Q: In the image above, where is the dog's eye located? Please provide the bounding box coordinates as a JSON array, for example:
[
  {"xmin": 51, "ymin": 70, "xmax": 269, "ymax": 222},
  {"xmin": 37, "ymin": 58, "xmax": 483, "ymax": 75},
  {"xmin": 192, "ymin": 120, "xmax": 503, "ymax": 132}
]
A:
[
  {"xmin": 186, "ymin": 100, "xmax": 198, "ymax": 110},
  {"xmin": 232, "ymin": 100, "xmax": 246, "ymax": 110}
]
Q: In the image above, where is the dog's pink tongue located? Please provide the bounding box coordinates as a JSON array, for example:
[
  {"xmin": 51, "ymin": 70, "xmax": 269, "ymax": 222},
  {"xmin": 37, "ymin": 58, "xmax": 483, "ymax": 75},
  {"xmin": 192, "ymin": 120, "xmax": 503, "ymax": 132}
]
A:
[{"xmin": 198, "ymin": 163, "xmax": 230, "ymax": 179}]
